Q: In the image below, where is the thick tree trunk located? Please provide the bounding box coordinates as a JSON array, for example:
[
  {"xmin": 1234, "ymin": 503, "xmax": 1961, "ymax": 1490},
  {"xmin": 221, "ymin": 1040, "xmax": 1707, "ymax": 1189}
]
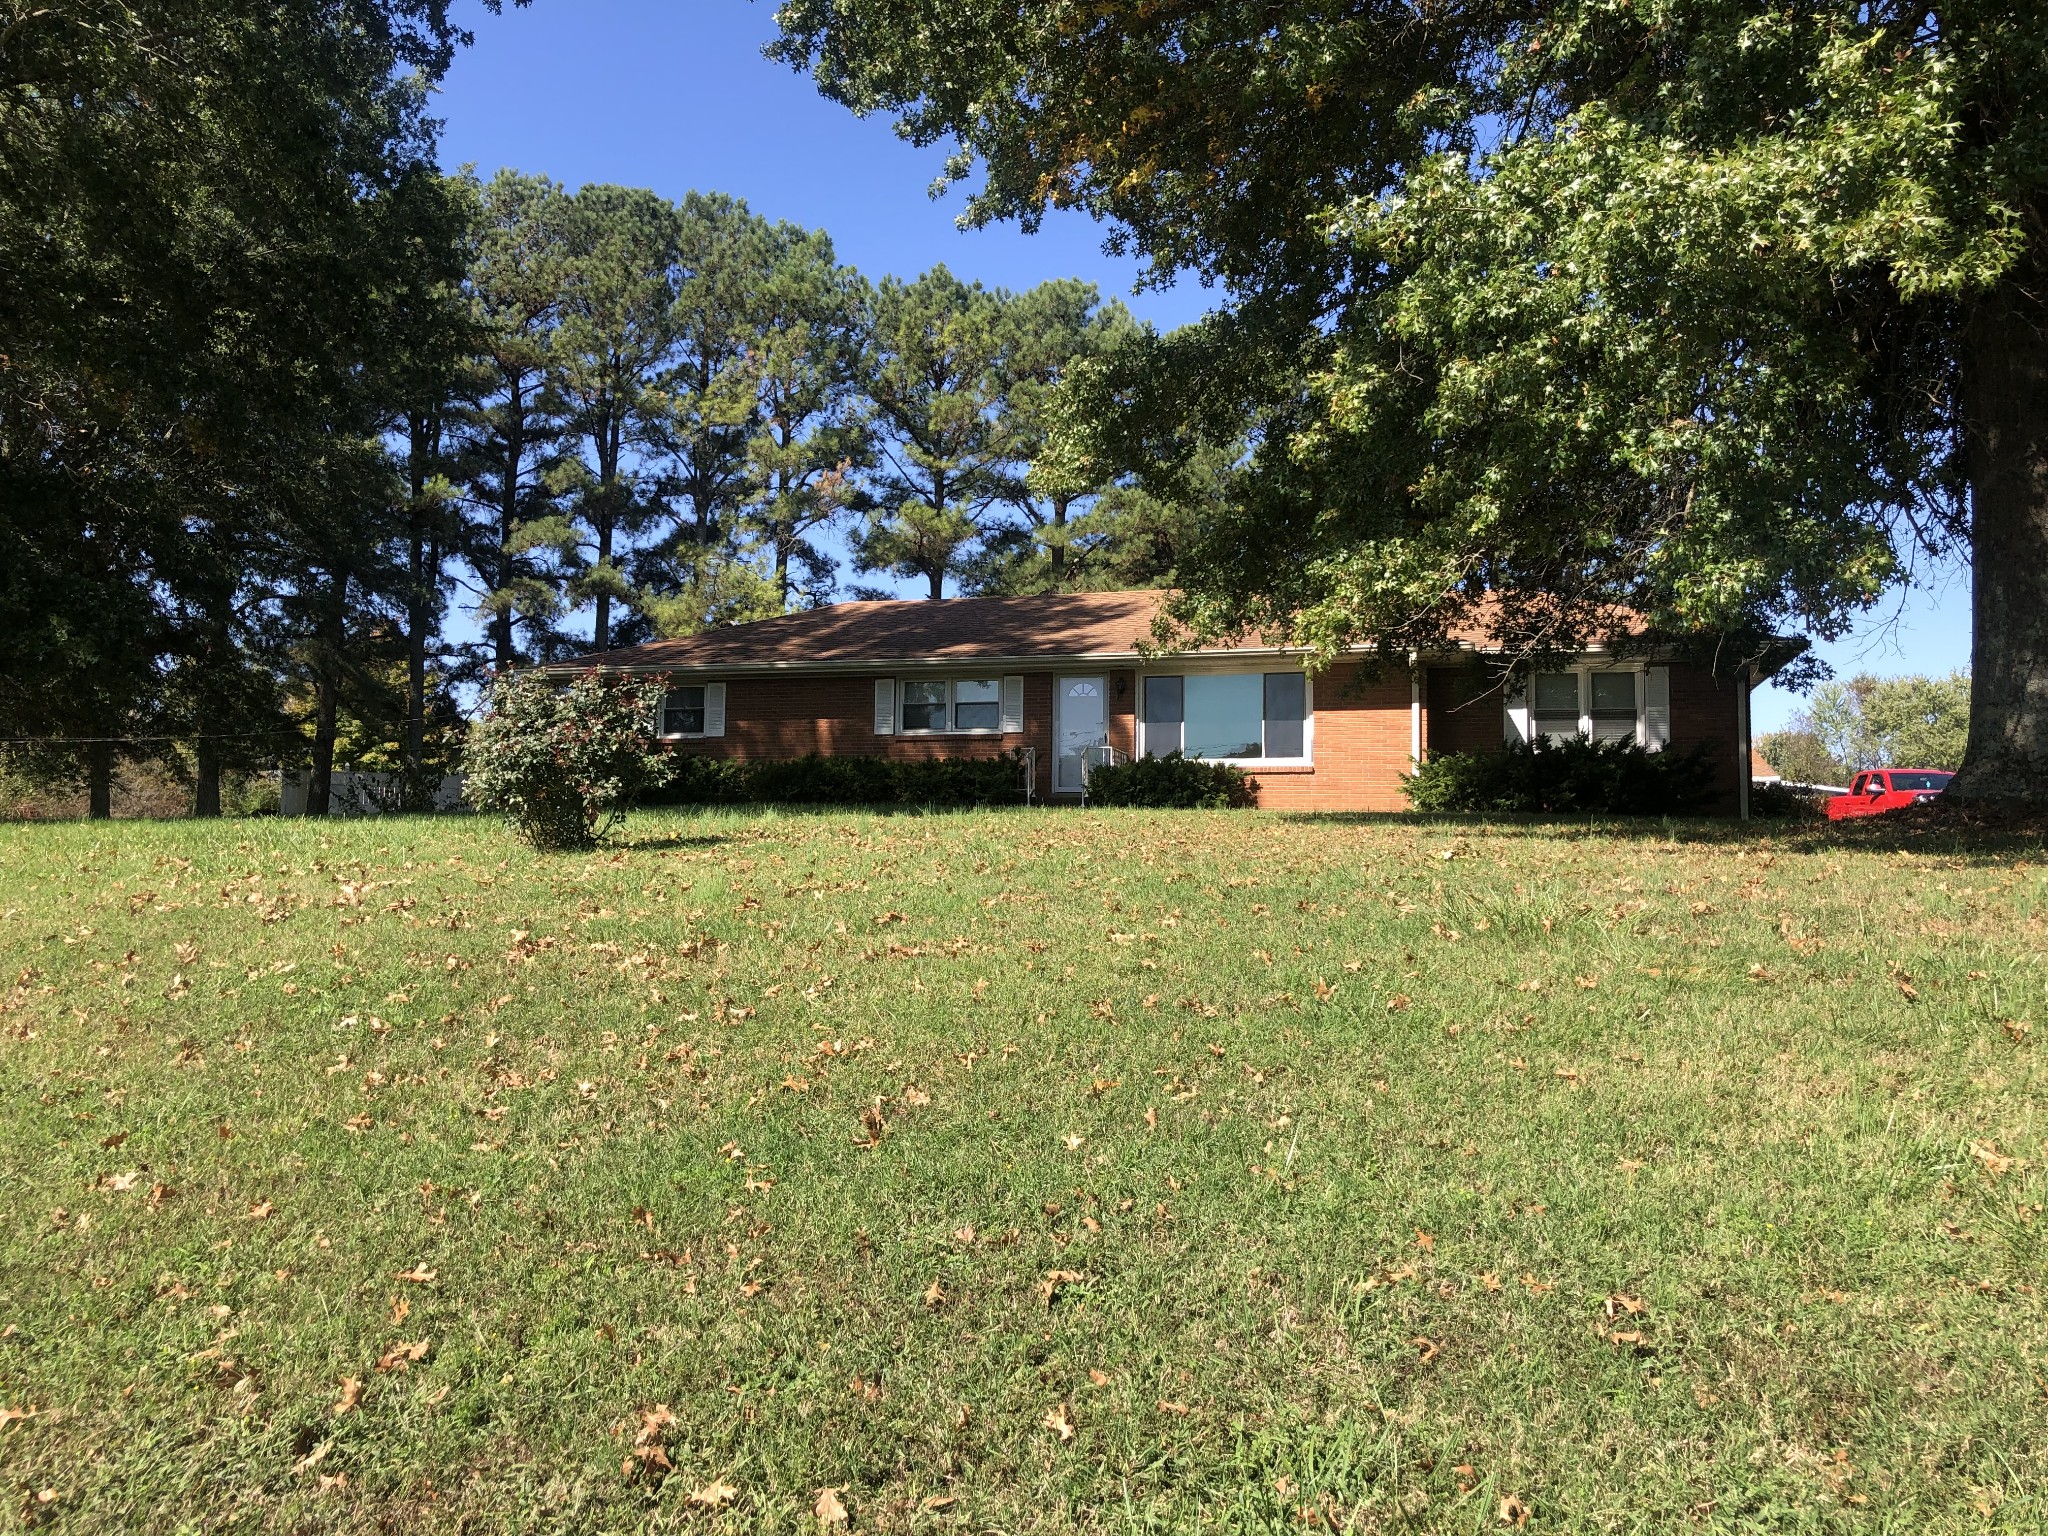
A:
[
  {"xmin": 194, "ymin": 740, "xmax": 222, "ymax": 818},
  {"xmin": 927, "ymin": 567, "xmax": 945, "ymax": 601},
  {"xmin": 1952, "ymin": 240, "xmax": 2048, "ymax": 805},
  {"xmin": 86, "ymin": 739, "xmax": 113, "ymax": 820}
]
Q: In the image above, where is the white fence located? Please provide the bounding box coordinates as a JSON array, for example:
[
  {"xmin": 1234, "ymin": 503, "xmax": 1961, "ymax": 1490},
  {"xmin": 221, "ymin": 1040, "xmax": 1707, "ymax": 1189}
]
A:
[{"xmin": 279, "ymin": 771, "xmax": 466, "ymax": 818}]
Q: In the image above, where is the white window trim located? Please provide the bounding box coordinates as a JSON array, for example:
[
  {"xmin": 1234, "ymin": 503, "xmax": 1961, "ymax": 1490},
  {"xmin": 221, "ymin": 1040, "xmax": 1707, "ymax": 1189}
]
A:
[
  {"xmin": 657, "ymin": 681, "xmax": 726, "ymax": 740},
  {"xmin": 1137, "ymin": 669, "xmax": 1315, "ymax": 768},
  {"xmin": 886, "ymin": 675, "xmax": 1017, "ymax": 737},
  {"xmin": 1509, "ymin": 663, "xmax": 1663, "ymax": 749}
]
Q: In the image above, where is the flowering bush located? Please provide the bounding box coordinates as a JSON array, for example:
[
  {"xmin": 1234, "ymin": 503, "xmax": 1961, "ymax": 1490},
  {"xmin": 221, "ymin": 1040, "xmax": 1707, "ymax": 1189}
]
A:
[{"xmin": 464, "ymin": 670, "xmax": 674, "ymax": 849}]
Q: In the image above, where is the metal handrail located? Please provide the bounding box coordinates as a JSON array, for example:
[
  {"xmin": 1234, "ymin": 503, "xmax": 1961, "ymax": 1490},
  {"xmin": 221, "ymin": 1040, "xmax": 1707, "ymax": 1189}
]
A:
[{"xmin": 1077, "ymin": 743, "xmax": 1128, "ymax": 806}]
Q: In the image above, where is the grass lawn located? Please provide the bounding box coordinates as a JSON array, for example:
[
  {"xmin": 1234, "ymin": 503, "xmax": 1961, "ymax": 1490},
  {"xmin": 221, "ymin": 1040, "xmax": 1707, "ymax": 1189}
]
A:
[{"xmin": 0, "ymin": 807, "xmax": 2044, "ymax": 1533}]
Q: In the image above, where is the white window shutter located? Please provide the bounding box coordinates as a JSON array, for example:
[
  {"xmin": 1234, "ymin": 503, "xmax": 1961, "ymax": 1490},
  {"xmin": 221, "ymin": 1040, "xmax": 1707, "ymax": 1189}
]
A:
[
  {"xmin": 1643, "ymin": 666, "xmax": 1671, "ymax": 751},
  {"xmin": 703, "ymin": 681, "xmax": 726, "ymax": 738},
  {"xmin": 1504, "ymin": 679, "xmax": 1532, "ymax": 744},
  {"xmin": 1001, "ymin": 675, "xmax": 1025, "ymax": 734},
  {"xmin": 873, "ymin": 678, "xmax": 896, "ymax": 735}
]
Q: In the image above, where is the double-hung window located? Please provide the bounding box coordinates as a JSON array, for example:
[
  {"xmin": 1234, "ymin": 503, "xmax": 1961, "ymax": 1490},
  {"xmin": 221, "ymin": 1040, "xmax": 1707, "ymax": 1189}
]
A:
[
  {"xmin": 1510, "ymin": 667, "xmax": 1666, "ymax": 750},
  {"xmin": 1141, "ymin": 672, "xmax": 1311, "ymax": 764},
  {"xmin": 898, "ymin": 678, "xmax": 1004, "ymax": 734},
  {"xmin": 659, "ymin": 682, "xmax": 726, "ymax": 739}
]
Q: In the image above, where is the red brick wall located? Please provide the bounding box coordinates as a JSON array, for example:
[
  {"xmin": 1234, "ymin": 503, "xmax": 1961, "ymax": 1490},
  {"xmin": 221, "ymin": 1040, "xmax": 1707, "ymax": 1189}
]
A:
[
  {"xmin": 660, "ymin": 659, "xmax": 1749, "ymax": 814},
  {"xmin": 1427, "ymin": 665, "xmax": 1512, "ymax": 757},
  {"xmin": 1235, "ymin": 662, "xmax": 1416, "ymax": 812},
  {"xmin": 1423, "ymin": 660, "xmax": 1746, "ymax": 813}
]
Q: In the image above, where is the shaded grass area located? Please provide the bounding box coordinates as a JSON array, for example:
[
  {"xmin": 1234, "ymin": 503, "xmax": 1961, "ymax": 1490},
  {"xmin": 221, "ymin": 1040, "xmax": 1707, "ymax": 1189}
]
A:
[{"xmin": 0, "ymin": 808, "xmax": 2044, "ymax": 1533}]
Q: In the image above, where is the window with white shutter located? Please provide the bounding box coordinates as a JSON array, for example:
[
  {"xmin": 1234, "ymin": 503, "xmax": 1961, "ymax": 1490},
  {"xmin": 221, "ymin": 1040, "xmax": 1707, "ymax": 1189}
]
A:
[
  {"xmin": 1642, "ymin": 667, "xmax": 1671, "ymax": 751},
  {"xmin": 873, "ymin": 678, "xmax": 896, "ymax": 735},
  {"xmin": 703, "ymin": 681, "xmax": 726, "ymax": 738},
  {"xmin": 1001, "ymin": 675, "xmax": 1024, "ymax": 734}
]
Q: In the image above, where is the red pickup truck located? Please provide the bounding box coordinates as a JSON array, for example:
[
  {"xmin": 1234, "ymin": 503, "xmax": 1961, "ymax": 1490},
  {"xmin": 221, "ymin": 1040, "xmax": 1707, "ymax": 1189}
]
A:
[{"xmin": 1825, "ymin": 768, "xmax": 1954, "ymax": 820}]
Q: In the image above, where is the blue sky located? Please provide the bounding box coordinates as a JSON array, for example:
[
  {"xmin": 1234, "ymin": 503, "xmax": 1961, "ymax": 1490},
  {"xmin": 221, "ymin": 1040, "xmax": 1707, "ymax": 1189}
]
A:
[{"xmin": 433, "ymin": 0, "xmax": 1973, "ymax": 729}]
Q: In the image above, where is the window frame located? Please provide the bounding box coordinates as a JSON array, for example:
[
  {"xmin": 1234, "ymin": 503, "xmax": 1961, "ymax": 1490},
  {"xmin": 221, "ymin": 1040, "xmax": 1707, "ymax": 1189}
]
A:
[
  {"xmin": 891, "ymin": 675, "xmax": 1010, "ymax": 737},
  {"xmin": 1137, "ymin": 667, "xmax": 1314, "ymax": 768},
  {"xmin": 1515, "ymin": 664, "xmax": 1653, "ymax": 747},
  {"xmin": 659, "ymin": 684, "xmax": 708, "ymax": 740}
]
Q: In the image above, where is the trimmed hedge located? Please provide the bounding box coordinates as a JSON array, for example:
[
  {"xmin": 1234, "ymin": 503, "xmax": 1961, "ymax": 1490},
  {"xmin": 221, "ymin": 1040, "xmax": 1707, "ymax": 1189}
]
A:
[
  {"xmin": 647, "ymin": 750, "xmax": 1028, "ymax": 809},
  {"xmin": 1401, "ymin": 736, "xmax": 1718, "ymax": 815},
  {"xmin": 1084, "ymin": 751, "xmax": 1257, "ymax": 809}
]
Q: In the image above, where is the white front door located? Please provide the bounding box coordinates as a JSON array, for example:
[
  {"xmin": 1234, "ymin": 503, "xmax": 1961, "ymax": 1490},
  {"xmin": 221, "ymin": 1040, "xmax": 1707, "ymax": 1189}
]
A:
[{"xmin": 1055, "ymin": 676, "xmax": 1107, "ymax": 793}]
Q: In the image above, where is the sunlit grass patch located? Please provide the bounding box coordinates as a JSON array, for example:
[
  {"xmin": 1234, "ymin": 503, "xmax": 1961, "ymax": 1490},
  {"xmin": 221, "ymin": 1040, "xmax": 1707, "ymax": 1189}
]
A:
[{"xmin": 0, "ymin": 809, "xmax": 2043, "ymax": 1532}]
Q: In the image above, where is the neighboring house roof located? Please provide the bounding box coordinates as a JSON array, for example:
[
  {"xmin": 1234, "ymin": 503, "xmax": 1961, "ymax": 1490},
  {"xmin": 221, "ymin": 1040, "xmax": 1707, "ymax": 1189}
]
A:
[
  {"xmin": 551, "ymin": 588, "xmax": 1783, "ymax": 677},
  {"xmin": 1750, "ymin": 749, "xmax": 1781, "ymax": 782}
]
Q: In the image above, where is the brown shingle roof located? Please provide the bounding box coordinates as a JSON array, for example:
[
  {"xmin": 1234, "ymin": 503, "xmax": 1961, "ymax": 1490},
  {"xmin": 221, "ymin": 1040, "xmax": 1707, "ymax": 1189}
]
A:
[
  {"xmin": 550, "ymin": 589, "xmax": 1673, "ymax": 675},
  {"xmin": 562, "ymin": 591, "xmax": 1181, "ymax": 672}
]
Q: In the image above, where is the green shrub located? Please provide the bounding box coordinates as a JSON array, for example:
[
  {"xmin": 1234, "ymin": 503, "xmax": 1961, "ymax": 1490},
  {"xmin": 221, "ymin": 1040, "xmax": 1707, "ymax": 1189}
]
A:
[
  {"xmin": 1749, "ymin": 779, "xmax": 1826, "ymax": 819},
  {"xmin": 464, "ymin": 671, "xmax": 674, "ymax": 849},
  {"xmin": 1401, "ymin": 736, "xmax": 1718, "ymax": 816},
  {"xmin": 649, "ymin": 751, "xmax": 1028, "ymax": 809},
  {"xmin": 1084, "ymin": 751, "xmax": 1257, "ymax": 809}
]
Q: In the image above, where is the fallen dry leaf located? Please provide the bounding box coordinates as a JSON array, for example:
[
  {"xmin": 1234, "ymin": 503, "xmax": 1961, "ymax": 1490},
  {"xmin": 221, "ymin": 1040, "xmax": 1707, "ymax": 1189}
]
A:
[
  {"xmin": 332, "ymin": 1377, "xmax": 364, "ymax": 1417},
  {"xmin": 814, "ymin": 1486, "xmax": 849, "ymax": 1527},
  {"xmin": 1038, "ymin": 1269, "xmax": 1085, "ymax": 1308},
  {"xmin": 1156, "ymin": 1398, "xmax": 1191, "ymax": 1415},
  {"xmin": 1088, "ymin": 1368, "xmax": 1111, "ymax": 1387},
  {"xmin": 922, "ymin": 1280, "xmax": 947, "ymax": 1309},
  {"xmin": 375, "ymin": 1339, "xmax": 430, "ymax": 1372},
  {"xmin": 1604, "ymin": 1294, "xmax": 1648, "ymax": 1319},
  {"xmin": 1043, "ymin": 1402, "xmax": 1075, "ymax": 1442},
  {"xmin": 388, "ymin": 1295, "xmax": 411, "ymax": 1326},
  {"xmin": 395, "ymin": 1265, "xmax": 437, "ymax": 1285},
  {"xmin": 293, "ymin": 1438, "xmax": 334, "ymax": 1475},
  {"xmin": 1414, "ymin": 1229, "xmax": 1435, "ymax": 1251},
  {"xmin": 1500, "ymin": 1494, "xmax": 1532, "ymax": 1527},
  {"xmin": 247, "ymin": 1201, "xmax": 274, "ymax": 1221},
  {"xmin": 687, "ymin": 1479, "xmax": 738, "ymax": 1509}
]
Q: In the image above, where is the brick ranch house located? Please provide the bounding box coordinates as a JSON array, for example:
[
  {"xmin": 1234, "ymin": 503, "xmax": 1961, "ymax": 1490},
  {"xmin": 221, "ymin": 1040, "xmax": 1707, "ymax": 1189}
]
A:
[{"xmin": 561, "ymin": 590, "xmax": 1782, "ymax": 814}]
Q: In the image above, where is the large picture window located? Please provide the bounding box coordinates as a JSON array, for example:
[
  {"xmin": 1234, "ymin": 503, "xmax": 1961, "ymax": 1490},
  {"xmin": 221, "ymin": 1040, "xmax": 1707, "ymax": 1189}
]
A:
[
  {"xmin": 1142, "ymin": 672, "xmax": 1311, "ymax": 763},
  {"xmin": 898, "ymin": 677, "xmax": 1004, "ymax": 734}
]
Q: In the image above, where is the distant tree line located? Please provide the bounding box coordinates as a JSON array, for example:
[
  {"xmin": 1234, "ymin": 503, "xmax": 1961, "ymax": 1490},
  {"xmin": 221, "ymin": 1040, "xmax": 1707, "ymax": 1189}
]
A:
[
  {"xmin": 0, "ymin": 4, "xmax": 1223, "ymax": 818},
  {"xmin": 1760, "ymin": 672, "xmax": 1972, "ymax": 784}
]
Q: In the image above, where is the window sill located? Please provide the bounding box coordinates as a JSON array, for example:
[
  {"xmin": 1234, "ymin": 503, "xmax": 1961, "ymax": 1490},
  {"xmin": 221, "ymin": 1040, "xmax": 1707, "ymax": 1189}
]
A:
[{"xmin": 897, "ymin": 729, "xmax": 1012, "ymax": 738}]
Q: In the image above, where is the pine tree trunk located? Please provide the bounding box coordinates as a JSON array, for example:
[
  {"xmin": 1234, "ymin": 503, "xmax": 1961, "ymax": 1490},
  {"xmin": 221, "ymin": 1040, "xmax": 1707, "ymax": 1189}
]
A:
[
  {"xmin": 1049, "ymin": 496, "xmax": 1068, "ymax": 585},
  {"xmin": 927, "ymin": 567, "xmax": 945, "ymax": 601},
  {"xmin": 307, "ymin": 580, "xmax": 343, "ymax": 817},
  {"xmin": 87, "ymin": 739, "xmax": 113, "ymax": 820},
  {"xmin": 594, "ymin": 521, "xmax": 612, "ymax": 652},
  {"xmin": 309, "ymin": 673, "xmax": 337, "ymax": 818},
  {"xmin": 404, "ymin": 515, "xmax": 430, "ymax": 802},
  {"xmin": 1952, "ymin": 238, "xmax": 2048, "ymax": 805},
  {"xmin": 194, "ymin": 741, "xmax": 222, "ymax": 818}
]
